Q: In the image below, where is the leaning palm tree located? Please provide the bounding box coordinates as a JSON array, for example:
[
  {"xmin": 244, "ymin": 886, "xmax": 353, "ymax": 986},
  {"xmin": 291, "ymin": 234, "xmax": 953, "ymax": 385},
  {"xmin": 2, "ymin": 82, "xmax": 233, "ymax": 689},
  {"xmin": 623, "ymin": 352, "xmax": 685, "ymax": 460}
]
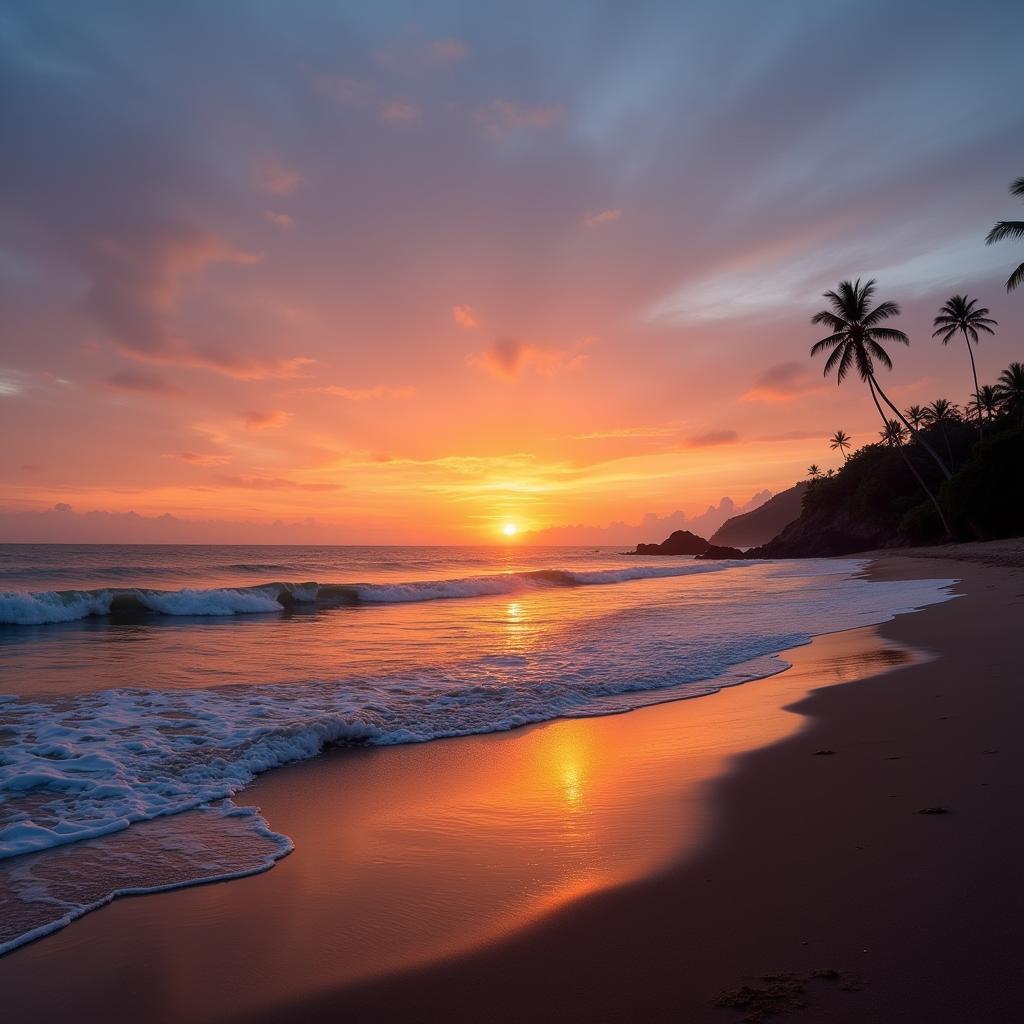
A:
[
  {"xmin": 828, "ymin": 429, "xmax": 852, "ymax": 461},
  {"xmin": 932, "ymin": 295, "xmax": 997, "ymax": 432},
  {"xmin": 905, "ymin": 404, "xmax": 928, "ymax": 430},
  {"xmin": 994, "ymin": 361, "xmax": 1024, "ymax": 419},
  {"xmin": 810, "ymin": 278, "xmax": 951, "ymax": 479},
  {"xmin": 985, "ymin": 177, "xmax": 1024, "ymax": 291},
  {"xmin": 971, "ymin": 384, "xmax": 1000, "ymax": 422}
]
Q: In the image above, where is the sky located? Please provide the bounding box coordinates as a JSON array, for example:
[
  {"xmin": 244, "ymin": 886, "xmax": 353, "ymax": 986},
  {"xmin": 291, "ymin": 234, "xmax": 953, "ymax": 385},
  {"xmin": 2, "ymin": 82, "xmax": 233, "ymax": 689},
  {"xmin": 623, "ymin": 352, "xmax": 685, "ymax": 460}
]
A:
[{"xmin": 1, "ymin": 0, "xmax": 1022, "ymax": 544}]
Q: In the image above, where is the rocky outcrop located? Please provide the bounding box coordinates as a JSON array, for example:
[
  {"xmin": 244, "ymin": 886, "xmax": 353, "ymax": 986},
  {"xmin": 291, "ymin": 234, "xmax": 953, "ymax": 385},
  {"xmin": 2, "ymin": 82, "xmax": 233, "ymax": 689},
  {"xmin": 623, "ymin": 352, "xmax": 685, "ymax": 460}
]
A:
[
  {"xmin": 634, "ymin": 530, "xmax": 709, "ymax": 556},
  {"xmin": 746, "ymin": 499, "xmax": 889, "ymax": 558},
  {"xmin": 708, "ymin": 482, "xmax": 808, "ymax": 549},
  {"xmin": 695, "ymin": 543, "xmax": 745, "ymax": 560}
]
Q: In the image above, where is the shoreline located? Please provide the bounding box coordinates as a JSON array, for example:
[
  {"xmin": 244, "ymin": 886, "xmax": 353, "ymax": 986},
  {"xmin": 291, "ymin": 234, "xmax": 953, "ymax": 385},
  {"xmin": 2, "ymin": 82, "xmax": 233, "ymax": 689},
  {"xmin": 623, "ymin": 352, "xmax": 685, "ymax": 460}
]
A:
[
  {"xmin": 252, "ymin": 550, "xmax": 1024, "ymax": 1022},
  {"xmin": 1, "ymin": 550, "xmax": 1018, "ymax": 1021}
]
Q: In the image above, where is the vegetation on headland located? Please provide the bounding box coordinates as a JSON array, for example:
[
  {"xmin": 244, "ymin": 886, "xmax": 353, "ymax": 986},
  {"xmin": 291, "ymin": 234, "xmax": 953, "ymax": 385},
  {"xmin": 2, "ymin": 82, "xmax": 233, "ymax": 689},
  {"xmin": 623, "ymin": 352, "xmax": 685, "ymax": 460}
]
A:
[
  {"xmin": 747, "ymin": 175, "xmax": 1024, "ymax": 557},
  {"xmin": 639, "ymin": 178, "xmax": 1023, "ymax": 559}
]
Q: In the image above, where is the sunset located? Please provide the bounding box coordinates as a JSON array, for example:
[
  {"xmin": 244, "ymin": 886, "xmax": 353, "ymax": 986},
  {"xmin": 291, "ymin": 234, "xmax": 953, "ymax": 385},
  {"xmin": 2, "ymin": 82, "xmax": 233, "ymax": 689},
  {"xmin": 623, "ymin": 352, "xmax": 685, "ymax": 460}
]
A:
[{"xmin": 2, "ymin": 2, "xmax": 1023, "ymax": 1022}]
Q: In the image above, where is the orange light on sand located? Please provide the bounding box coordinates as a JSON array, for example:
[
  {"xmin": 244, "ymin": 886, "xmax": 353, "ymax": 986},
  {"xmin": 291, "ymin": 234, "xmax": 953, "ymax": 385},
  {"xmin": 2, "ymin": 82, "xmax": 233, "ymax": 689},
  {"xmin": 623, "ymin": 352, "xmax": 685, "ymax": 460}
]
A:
[{"xmin": 502, "ymin": 523, "xmax": 518, "ymax": 537}]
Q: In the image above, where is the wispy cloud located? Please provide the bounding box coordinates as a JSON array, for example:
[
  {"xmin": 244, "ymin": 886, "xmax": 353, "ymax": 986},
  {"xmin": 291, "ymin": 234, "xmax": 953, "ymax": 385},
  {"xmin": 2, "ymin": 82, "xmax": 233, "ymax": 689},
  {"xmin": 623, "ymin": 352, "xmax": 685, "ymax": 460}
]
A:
[
  {"xmin": 467, "ymin": 338, "xmax": 588, "ymax": 380},
  {"xmin": 105, "ymin": 368, "xmax": 183, "ymax": 397},
  {"xmin": 243, "ymin": 409, "xmax": 291, "ymax": 430},
  {"xmin": 373, "ymin": 37, "xmax": 469, "ymax": 73},
  {"xmin": 170, "ymin": 451, "xmax": 231, "ymax": 465},
  {"xmin": 475, "ymin": 100, "xmax": 564, "ymax": 139},
  {"xmin": 583, "ymin": 208, "xmax": 622, "ymax": 227},
  {"xmin": 452, "ymin": 304, "xmax": 479, "ymax": 329},
  {"xmin": 219, "ymin": 474, "xmax": 338, "ymax": 492},
  {"xmin": 265, "ymin": 211, "xmax": 294, "ymax": 230},
  {"xmin": 686, "ymin": 429, "xmax": 738, "ymax": 447},
  {"xmin": 302, "ymin": 385, "xmax": 415, "ymax": 400},
  {"xmin": 741, "ymin": 362, "xmax": 825, "ymax": 403},
  {"xmin": 254, "ymin": 158, "xmax": 301, "ymax": 196},
  {"xmin": 379, "ymin": 100, "xmax": 419, "ymax": 125}
]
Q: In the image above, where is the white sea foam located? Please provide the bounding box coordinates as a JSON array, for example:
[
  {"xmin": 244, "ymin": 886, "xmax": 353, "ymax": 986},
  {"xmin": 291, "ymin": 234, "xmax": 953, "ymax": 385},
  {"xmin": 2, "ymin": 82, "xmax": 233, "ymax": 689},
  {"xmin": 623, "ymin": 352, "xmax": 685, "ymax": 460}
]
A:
[{"xmin": 0, "ymin": 590, "xmax": 113, "ymax": 626}]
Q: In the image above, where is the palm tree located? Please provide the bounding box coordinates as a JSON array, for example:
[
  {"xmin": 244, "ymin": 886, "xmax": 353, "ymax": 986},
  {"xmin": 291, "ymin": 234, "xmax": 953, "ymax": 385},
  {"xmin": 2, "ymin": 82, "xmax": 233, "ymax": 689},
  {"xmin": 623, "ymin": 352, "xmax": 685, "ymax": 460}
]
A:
[
  {"xmin": 810, "ymin": 278, "xmax": 951, "ymax": 479},
  {"xmin": 879, "ymin": 419, "xmax": 908, "ymax": 446},
  {"xmin": 829, "ymin": 429, "xmax": 852, "ymax": 461},
  {"xmin": 923, "ymin": 398, "xmax": 959, "ymax": 468},
  {"xmin": 923, "ymin": 398, "xmax": 960, "ymax": 425},
  {"xmin": 971, "ymin": 384, "xmax": 1000, "ymax": 422},
  {"xmin": 995, "ymin": 361, "xmax": 1024, "ymax": 419},
  {"xmin": 876, "ymin": 418, "xmax": 952, "ymax": 536},
  {"xmin": 807, "ymin": 463, "xmax": 822, "ymax": 480},
  {"xmin": 905, "ymin": 404, "xmax": 928, "ymax": 430},
  {"xmin": 932, "ymin": 295, "xmax": 998, "ymax": 432},
  {"xmin": 986, "ymin": 176, "xmax": 1024, "ymax": 291}
]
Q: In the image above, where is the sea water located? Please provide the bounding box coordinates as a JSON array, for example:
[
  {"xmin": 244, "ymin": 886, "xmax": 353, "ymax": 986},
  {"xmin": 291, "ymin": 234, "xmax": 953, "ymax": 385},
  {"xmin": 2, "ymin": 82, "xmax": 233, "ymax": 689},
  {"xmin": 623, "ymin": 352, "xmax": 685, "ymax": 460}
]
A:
[{"xmin": 0, "ymin": 544, "xmax": 955, "ymax": 953}]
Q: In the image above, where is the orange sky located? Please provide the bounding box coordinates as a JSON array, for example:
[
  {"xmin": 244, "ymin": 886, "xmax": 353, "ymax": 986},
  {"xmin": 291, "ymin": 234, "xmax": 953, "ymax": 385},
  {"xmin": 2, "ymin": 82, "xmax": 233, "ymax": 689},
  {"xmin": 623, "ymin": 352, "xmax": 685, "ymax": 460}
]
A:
[{"xmin": 1, "ymin": 3, "xmax": 1022, "ymax": 544}]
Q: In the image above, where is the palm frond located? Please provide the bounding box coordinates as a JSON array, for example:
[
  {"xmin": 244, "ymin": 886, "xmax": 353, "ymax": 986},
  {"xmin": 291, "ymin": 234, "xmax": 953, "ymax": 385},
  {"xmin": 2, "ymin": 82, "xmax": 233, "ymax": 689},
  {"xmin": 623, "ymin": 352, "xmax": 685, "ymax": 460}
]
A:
[
  {"xmin": 811, "ymin": 310, "xmax": 847, "ymax": 330},
  {"xmin": 870, "ymin": 327, "xmax": 909, "ymax": 345},
  {"xmin": 986, "ymin": 221, "xmax": 1024, "ymax": 244},
  {"xmin": 862, "ymin": 299, "xmax": 900, "ymax": 326},
  {"xmin": 822, "ymin": 341, "xmax": 847, "ymax": 378},
  {"xmin": 1007, "ymin": 261, "xmax": 1024, "ymax": 292},
  {"xmin": 865, "ymin": 340, "xmax": 893, "ymax": 371},
  {"xmin": 810, "ymin": 332, "xmax": 846, "ymax": 356},
  {"xmin": 1011, "ymin": 177, "xmax": 1024, "ymax": 197}
]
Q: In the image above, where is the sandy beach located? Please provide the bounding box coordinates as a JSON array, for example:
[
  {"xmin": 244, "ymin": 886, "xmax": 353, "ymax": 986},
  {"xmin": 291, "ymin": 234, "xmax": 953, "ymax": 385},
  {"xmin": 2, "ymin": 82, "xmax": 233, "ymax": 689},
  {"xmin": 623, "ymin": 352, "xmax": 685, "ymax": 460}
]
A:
[{"xmin": 3, "ymin": 548, "xmax": 1021, "ymax": 1023}]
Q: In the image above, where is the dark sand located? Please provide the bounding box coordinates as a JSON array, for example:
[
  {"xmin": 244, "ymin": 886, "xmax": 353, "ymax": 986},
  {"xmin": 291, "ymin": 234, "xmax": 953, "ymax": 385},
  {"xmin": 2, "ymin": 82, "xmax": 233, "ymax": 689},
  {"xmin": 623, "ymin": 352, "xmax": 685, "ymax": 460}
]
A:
[
  {"xmin": 3, "ymin": 550, "xmax": 1021, "ymax": 1023},
  {"xmin": 253, "ymin": 552, "xmax": 1024, "ymax": 1023}
]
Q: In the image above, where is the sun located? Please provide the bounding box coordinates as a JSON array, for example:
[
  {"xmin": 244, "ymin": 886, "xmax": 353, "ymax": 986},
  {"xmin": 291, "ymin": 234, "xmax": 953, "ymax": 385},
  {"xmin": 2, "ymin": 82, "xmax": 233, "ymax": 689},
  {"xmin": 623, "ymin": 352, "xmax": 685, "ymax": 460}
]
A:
[{"xmin": 502, "ymin": 522, "xmax": 518, "ymax": 537}]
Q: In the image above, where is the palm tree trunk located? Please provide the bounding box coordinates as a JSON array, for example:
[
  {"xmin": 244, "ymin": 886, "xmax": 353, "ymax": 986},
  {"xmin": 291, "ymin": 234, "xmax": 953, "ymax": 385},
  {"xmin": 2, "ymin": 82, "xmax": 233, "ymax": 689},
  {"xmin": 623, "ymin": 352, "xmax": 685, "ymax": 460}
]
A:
[
  {"xmin": 868, "ymin": 380, "xmax": 953, "ymax": 540},
  {"xmin": 963, "ymin": 328, "xmax": 984, "ymax": 438},
  {"xmin": 869, "ymin": 374, "xmax": 952, "ymax": 480}
]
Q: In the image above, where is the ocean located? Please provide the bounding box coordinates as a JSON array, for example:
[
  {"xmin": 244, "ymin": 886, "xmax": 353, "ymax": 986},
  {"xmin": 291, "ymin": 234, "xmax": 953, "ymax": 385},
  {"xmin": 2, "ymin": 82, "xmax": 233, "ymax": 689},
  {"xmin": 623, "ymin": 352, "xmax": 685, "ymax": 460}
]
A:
[{"xmin": 0, "ymin": 544, "xmax": 955, "ymax": 955}]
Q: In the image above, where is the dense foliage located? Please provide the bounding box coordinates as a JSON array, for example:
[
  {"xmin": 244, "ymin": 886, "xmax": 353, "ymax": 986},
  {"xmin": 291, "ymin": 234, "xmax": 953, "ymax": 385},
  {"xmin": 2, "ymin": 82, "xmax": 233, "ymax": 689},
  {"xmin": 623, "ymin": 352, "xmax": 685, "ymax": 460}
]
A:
[{"xmin": 755, "ymin": 367, "xmax": 1023, "ymax": 555}]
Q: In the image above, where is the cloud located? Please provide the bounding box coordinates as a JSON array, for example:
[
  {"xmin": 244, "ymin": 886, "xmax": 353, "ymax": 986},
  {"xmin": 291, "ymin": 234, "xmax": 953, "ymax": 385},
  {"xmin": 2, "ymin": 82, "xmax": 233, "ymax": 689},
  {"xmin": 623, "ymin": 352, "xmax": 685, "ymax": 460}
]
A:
[
  {"xmin": 186, "ymin": 348, "xmax": 314, "ymax": 381},
  {"xmin": 741, "ymin": 362, "xmax": 825, "ymax": 403},
  {"xmin": 475, "ymin": 100, "xmax": 564, "ymax": 139},
  {"xmin": 254, "ymin": 158, "xmax": 301, "ymax": 196},
  {"xmin": 314, "ymin": 74, "xmax": 374, "ymax": 108},
  {"xmin": 583, "ymin": 208, "xmax": 622, "ymax": 227},
  {"xmin": 304, "ymin": 385, "xmax": 415, "ymax": 401},
  {"xmin": 171, "ymin": 451, "xmax": 231, "ymax": 465},
  {"xmin": 265, "ymin": 211, "xmax": 294, "ymax": 230},
  {"xmin": 373, "ymin": 37, "xmax": 469, "ymax": 73},
  {"xmin": 243, "ymin": 409, "xmax": 291, "ymax": 430},
  {"xmin": 0, "ymin": 375, "xmax": 23, "ymax": 397},
  {"xmin": 468, "ymin": 338, "xmax": 589, "ymax": 380},
  {"xmin": 687, "ymin": 429, "xmax": 739, "ymax": 447},
  {"xmin": 573, "ymin": 423, "xmax": 682, "ymax": 440},
  {"xmin": 452, "ymin": 304, "xmax": 479, "ymax": 329},
  {"xmin": 218, "ymin": 474, "xmax": 337, "ymax": 492},
  {"xmin": 75, "ymin": 222, "xmax": 311, "ymax": 381},
  {"xmin": 105, "ymin": 368, "xmax": 182, "ymax": 396},
  {"xmin": 379, "ymin": 100, "xmax": 419, "ymax": 125}
]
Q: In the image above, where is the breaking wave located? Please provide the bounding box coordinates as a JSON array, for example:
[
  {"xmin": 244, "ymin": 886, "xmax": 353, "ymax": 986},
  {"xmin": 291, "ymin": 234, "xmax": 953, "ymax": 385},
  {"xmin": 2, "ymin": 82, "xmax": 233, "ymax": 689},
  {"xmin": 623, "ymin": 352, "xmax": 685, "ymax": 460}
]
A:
[{"xmin": 0, "ymin": 560, "xmax": 747, "ymax": 626}]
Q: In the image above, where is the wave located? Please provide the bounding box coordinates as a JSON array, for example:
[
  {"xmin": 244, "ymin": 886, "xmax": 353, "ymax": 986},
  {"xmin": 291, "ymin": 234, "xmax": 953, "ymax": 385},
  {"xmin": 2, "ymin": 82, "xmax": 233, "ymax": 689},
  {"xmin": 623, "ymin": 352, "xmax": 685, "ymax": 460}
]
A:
[{"xmin": 0, "ymin": 560, "xmax": 748, "ymax": 625}]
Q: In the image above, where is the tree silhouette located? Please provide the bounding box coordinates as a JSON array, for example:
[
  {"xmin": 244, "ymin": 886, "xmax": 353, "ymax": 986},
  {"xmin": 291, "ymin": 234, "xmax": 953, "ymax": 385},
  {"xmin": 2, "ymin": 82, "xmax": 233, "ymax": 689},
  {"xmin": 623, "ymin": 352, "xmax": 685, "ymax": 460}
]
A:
[
  {"xmin": 985, "ymin": 176, "xmax": 1024, "ymax": 291},
  {"xmin": 932, "ymin": 294, "xmax": 997, "ymax": 433}
]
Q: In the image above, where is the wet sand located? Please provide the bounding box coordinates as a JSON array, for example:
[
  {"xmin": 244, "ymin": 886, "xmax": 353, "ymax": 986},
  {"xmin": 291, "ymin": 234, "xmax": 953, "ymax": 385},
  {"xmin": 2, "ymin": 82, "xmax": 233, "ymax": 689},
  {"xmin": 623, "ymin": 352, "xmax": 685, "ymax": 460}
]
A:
[{"xmin": 4, "ymin": 551, "xmax": 1021, "ymax": 1022}]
